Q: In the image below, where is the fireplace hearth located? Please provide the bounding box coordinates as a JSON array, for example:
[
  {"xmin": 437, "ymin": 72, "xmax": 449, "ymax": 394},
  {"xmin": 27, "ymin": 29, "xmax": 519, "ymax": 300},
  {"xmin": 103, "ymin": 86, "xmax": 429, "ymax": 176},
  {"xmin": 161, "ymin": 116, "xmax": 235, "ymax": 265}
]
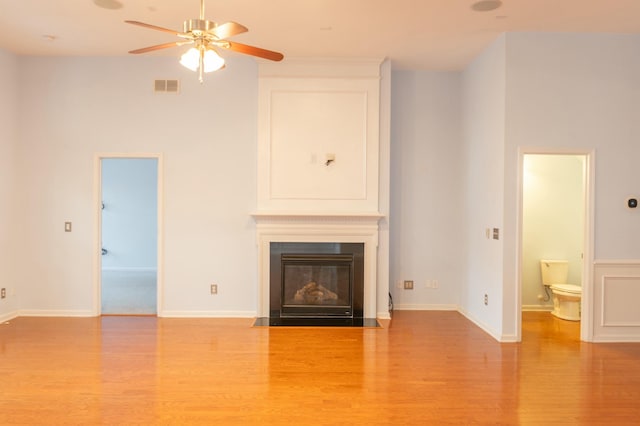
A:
[{"xmin": 260, "ymin": 242, "xmax": 369, "ymax": 326}]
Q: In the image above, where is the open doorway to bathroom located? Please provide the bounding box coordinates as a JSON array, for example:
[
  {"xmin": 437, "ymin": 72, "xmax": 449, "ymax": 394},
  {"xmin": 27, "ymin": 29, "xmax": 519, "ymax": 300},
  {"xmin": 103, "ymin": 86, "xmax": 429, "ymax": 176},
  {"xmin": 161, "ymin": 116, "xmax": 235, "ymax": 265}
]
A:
[
  {"xmin": 96, "ymin": 156, "xmax": 161, "ymax": 315},
  {"xmin": 520, "ymin": 153, "xmax": 591, "ymax": 341}
]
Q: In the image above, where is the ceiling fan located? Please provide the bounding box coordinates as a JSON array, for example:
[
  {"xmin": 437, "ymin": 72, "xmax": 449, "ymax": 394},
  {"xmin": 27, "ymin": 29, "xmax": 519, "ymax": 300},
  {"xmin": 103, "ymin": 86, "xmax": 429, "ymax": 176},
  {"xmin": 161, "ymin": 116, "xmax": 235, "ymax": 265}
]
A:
[{"xmin": 125, "ymin": 0, "xmax": 284, "ymax": 83}]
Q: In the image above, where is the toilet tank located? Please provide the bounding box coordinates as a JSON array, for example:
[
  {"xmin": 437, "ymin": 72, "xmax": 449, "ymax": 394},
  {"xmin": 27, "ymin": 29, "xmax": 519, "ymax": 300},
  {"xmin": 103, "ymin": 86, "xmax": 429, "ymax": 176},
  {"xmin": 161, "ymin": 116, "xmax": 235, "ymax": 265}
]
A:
[{"xmin": 540, "ymin": 260, "xmax": 568, "ymax": 285}]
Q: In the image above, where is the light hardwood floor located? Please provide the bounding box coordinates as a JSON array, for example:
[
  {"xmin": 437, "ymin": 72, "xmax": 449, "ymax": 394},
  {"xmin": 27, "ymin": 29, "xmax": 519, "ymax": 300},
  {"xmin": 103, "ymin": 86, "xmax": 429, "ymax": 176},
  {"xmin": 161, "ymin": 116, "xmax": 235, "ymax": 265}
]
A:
[{"xmin": 1, "ymin": 311, "xmax": 639, "ymax": 425}]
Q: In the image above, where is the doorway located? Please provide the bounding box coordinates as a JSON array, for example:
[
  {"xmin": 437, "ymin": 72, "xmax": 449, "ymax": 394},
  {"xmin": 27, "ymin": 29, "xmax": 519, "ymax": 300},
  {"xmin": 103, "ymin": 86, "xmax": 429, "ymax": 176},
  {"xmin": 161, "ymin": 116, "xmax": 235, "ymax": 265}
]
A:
[
  {"xmin": 519, "ymin": 151, "xmax": 594, "ymax": 341},
  {"xmin": 94, "ymin": 155, "xmax": 163, "ymax": 316}
]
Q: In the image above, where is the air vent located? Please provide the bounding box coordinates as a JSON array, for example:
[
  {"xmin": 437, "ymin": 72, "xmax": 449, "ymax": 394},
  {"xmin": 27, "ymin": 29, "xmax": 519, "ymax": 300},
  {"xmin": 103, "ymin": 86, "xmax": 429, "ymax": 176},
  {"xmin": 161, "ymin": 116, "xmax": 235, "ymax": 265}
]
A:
[{"xmin": 154, "ymin": 79, "xmax": 179, "ymax": 93}]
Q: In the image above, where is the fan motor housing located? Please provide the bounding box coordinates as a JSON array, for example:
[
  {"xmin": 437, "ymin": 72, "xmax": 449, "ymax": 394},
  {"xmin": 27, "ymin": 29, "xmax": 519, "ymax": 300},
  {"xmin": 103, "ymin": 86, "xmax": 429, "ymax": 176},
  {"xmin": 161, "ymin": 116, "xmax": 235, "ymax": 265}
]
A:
[{"xmin": 183, "ymin": 19, "xmax": 218, "ymax": 35}]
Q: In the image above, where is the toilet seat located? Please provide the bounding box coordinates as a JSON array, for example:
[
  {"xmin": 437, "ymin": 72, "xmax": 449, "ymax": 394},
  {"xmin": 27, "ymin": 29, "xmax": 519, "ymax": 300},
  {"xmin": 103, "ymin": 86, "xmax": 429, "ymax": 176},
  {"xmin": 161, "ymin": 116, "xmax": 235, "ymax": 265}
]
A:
[{"xmin": 550, "ymin": 283, "xmax": 582, "ymax": 295}]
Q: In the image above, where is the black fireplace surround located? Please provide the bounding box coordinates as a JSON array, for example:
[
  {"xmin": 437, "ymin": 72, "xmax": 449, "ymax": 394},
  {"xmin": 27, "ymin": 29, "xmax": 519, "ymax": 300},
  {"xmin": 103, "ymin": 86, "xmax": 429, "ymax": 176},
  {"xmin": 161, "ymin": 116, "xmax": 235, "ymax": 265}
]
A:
[{"xmin": 264, "ymin": 242, "xmax": 365, "ymax": 326}]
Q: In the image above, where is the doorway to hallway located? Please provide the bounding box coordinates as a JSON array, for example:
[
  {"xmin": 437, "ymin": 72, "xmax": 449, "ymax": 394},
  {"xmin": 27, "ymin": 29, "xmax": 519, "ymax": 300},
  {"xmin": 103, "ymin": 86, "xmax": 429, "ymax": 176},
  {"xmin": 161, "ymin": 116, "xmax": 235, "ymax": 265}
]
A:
[{"xmin": 99, "ymin": 157, "xmax": 159, "ymax": 315}]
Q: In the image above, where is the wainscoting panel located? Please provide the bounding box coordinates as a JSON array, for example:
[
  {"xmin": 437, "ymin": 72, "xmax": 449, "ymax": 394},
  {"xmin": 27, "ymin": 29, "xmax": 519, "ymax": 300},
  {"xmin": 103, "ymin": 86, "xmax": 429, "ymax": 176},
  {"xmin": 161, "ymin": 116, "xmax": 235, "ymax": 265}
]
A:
[
  {"xmin": 602, "ymin": 276, "xmax": 640, "ymax": 326},
  {"xmin": 593, "ymin": 261, "xmax": 640, "ymax": 341}
]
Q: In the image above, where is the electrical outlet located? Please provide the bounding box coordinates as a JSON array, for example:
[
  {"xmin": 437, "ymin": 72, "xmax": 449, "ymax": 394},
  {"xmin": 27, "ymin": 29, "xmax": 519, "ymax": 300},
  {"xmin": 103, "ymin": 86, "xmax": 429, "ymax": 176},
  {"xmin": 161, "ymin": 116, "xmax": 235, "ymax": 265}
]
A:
[
  {"xmin": 484, "ymin": 294, "xmax": 488, "ymax": 305},
  {"xmin": 403, "ymin": 280, "xmax": 414, "ymax": 290},
  {"xmin": 210, "ymin": 284, "xmax": 218, "ymax": 295},
  {"xmin": 425, "ymin": 280, "xmax": 439, "ymax": 289},
  {"xmin": 1, "ymin": 288, "xmax": 6, "ymax": 299}
]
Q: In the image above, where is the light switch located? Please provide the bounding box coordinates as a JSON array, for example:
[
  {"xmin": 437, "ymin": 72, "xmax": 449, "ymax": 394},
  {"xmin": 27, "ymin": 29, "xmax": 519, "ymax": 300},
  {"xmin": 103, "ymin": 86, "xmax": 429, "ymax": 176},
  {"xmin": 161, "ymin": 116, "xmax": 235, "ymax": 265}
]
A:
[{"xmin": 65, "ymin": 222, "xmax": 72, "ymax": 232}]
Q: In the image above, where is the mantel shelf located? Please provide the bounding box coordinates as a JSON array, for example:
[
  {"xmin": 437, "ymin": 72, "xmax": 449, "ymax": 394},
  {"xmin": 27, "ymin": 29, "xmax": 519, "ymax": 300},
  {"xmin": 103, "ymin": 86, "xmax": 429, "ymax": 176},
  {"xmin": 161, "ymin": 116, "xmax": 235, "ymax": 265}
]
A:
[{"xmin": 251, "ymin": 212, "xmax": 384, "ymax": 222}]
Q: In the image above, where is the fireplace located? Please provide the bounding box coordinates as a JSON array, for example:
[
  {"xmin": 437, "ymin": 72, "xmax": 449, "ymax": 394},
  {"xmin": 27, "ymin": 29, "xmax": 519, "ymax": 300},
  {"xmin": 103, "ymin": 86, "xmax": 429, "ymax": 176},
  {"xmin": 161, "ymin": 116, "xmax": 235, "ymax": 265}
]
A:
[
  {"xmin": 252, "ymin": 212, "xmax": 384, "ymax": 325},
  {"xmin": 253, "ymin": 60, "xmax": 387, "ymax": 325},
  {"xmin": 267, "ymin": 242, "xmax": 364, "ymax": 325}
]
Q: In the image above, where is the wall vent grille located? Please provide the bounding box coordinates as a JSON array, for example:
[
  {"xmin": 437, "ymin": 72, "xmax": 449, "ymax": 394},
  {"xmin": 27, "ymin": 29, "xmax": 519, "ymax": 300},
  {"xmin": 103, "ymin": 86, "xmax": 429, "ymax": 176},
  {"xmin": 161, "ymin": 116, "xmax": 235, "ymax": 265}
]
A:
[{"xmin": 154, "ymin": 79, "xmax": 179, "ymax": 93}]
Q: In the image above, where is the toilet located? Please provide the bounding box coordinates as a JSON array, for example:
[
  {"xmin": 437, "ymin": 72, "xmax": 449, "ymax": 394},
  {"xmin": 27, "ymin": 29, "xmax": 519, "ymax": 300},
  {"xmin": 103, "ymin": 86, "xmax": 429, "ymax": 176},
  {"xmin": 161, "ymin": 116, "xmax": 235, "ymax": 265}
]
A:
[{"xmin": 539, "ymin": 259, "xmax": 582, "ymax": 321}]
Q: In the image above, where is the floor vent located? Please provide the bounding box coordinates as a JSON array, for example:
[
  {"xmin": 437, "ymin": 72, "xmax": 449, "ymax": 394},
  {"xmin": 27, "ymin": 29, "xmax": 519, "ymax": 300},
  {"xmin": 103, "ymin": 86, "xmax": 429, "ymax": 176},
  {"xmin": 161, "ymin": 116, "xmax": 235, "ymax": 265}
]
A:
[{"xmin": 154, "ymin": 79, "xmax": 179, "ymax": 93}]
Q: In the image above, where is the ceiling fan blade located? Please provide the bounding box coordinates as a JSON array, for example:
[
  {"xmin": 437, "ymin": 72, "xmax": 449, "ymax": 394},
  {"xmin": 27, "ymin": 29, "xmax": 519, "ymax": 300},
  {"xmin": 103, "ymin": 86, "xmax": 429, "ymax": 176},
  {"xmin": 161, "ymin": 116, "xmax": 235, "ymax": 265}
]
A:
[
  {"xmin": 129, "ymin": 41, "xmax": 188, "ymax": 54},
  {"xmin": 125, "ymin": 20, "xmax": 181, "ymax": 36},
  {"xmin": 210, "ymin": 22, "xmax": 248, "ymax": 39},
  {"xmin": 224, "ymin": 41, "xmax": 284, "ymax": 62}
]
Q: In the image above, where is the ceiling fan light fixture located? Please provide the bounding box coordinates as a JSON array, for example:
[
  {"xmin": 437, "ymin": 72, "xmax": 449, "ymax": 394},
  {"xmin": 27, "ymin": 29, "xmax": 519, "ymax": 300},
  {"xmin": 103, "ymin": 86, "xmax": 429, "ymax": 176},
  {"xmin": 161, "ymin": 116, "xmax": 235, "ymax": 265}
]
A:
[
  {"xmin": 203, "ymin": 49, "xmax": 225, "ymax": 73},
  {"xmin": 127, "ymin": 0, "xmax": 283, "ymax": 83},
  {"xmin": 179, "ymin": 47, "xmax": 200, "ymax": 71},
  {"xmin": 179, "ymin": 47, "xmax": 225, "ymax": 73}
]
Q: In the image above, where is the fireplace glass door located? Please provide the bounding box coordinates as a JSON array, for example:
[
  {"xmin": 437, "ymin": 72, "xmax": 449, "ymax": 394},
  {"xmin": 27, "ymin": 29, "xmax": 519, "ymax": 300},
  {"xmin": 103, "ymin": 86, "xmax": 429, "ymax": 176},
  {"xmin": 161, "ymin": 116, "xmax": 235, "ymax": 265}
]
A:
[
  {"xmin": 269, "ymin": 242, "xmax": 364, "ymax": 321},
  {"xmin": 281, "ymin": 254, "xmax": 353, "ymax": 317}
]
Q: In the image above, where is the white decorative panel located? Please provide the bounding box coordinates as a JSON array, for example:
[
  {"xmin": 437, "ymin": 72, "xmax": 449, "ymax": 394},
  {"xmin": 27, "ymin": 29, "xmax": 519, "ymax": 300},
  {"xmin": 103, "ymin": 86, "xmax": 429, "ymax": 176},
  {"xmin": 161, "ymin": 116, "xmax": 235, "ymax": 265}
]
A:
[
  {"xmin": 602, "ymin": 276, "xmax": 640, "ymax": 326},
  {"xmin": 593, "ymin": 261, "xmax": 640, "ymax": 341},
  {"xmin": 270, "ymin": 90, "xmax": 367, "ymax": 200},
  {"xmin": 257, "ymin": 59, "xmax": 381, "ymax": 213}
]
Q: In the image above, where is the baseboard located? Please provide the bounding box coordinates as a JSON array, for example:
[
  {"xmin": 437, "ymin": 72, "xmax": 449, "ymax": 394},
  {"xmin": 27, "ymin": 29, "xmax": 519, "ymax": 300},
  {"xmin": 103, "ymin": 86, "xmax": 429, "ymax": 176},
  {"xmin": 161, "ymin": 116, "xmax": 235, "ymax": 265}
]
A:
[
  {"xmin": 159, "ymin": 310, "xmax": 256, "ymax": 318},
  {"xmin": 522, "ymin": 305, "xmax": 553, "ymax": 312},
  {"xmin": 101, "ymin": 267, "xmax": 156, "ymax": 272},
  {"xmin": 19, "ymin": 309, "xmax": 95, "ymax": 317},
  {"xmin": 592, "ymin": 336, "xmax": 640, "ymax": 343},
  {"xmin": 393, "ymin": 303, "xmax": 458, "ymax": 311},
  {"xmin": 377, "ymin": 311, "xmax": 391, "ymax": 320},
  {"xmin": 0, "ymin": 310, "xmax": 19, "ymax": 323},
  {"xmin": 457, "ymin": 308, "xmax": 504, "ymax": 342},
  {"xmin": 391, "ymin": 305, "xmax": 516, "ymax": 342}
]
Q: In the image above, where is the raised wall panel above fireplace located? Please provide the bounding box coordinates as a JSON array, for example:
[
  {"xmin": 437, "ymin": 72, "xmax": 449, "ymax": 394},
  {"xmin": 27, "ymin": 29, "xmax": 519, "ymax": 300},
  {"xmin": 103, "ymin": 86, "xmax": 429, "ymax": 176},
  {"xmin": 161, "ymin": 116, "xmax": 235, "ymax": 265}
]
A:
[{"xmin": 258, "ymin": 59, "xmax": 382, "ymax": 214}]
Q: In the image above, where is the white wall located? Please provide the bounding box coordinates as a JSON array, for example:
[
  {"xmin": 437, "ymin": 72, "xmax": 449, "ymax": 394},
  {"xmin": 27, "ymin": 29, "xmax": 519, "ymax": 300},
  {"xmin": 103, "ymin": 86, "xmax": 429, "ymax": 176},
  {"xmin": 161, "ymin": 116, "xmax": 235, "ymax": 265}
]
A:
[
  {"xmin": 506, "ymin": 33, "xmax": 640, "ymax": 259},
  {"xmin": 101, "ymin": 158, "xmax": 158, "ymax": 270},
  {"xmin": 14, "ymin": 55, "xmax": 259, "ymax": 316},
  {"xmin": 390, "ymin": 70, "xmax": 463, "ymax": 309},
  {"xmin": 0, "ymin": 49, "xmax": 19, "ymax": 320},
  {"xmin": 460, "ymin": 35, "xmax": 507, "ymax": 340},
  {"xmin": 505, "ymin": 33, "xmax": 640, "ymax": 341},
  {"xmin": 522, "ymin": 155, "xmax": 584, "ymax": 308}
]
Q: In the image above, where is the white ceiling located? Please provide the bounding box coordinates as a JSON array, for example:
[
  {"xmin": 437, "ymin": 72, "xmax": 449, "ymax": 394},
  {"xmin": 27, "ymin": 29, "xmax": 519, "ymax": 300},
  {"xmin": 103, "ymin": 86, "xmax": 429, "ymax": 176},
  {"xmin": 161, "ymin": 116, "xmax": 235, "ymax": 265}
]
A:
[{"xmin": 1, "ymin": 0, "xmax": 640, "ymax": 70}]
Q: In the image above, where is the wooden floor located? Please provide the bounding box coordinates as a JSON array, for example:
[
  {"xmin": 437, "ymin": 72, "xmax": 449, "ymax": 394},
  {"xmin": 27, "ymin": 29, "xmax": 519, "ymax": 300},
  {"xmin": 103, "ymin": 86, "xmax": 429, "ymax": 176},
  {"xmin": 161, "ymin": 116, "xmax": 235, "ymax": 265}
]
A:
[{"xmin": 1, "ymin": 311, "xmax": 640, "ymax": 425}]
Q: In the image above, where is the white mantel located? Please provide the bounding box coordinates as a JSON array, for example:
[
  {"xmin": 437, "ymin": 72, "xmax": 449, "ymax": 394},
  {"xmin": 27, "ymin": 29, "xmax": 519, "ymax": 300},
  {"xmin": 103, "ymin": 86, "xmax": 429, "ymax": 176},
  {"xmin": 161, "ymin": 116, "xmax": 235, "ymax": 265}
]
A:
[
  {"xmin": 254, "ymin": 59, "xmax": 388, "ymax": 320},
  {"xmin": 252, "ymin": 212, "xmax": 382, "ymax": 319}
]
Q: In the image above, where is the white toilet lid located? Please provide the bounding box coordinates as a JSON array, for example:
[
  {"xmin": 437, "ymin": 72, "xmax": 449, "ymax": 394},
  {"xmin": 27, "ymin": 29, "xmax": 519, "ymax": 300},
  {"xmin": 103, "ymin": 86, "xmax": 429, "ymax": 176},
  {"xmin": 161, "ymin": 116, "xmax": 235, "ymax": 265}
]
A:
[{"xmin": 550, "ymin": 283, "xmax": 582, "ymax": 294}]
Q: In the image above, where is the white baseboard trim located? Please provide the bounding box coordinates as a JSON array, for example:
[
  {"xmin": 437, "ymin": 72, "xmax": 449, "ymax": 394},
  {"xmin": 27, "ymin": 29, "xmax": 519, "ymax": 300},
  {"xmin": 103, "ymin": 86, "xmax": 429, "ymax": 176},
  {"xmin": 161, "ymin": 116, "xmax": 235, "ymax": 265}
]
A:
[
  {"xmin": 522, "ymin": 305, "xmax": 553, "ymax": 312},
  {"xmin": 159, "ymin": 310, "xmax": 256, "ymax": 318},
  {"xmin": 19, "ymin": 310, "xmax": 95, "ymax": 317},
  {"xmin": 101, "ymin": 267, "xmax": 157, "ymax": 272},
  {"xmin": 377, "ymin": 311, "xmax": 391, "ymax": 320},
  {"xmin": 592, "ymin": 335, "xmax": 640, "ymax": 343},
  {"xmin": 499, "ymin": 333, "xmax": 519, "ymax": 343},
  {"xmin": 0, "ymin": 310, "xmax": 19, "ymax": 323},
  {"xmin": 392, "ymin": 305, "xmax": 518, "ymax": 342},
  {"xmin": 457, "ymin": 308, "xmax": 505, "ymax": 342},
  {"xmin": 393, "ymin": 303, "xmax": 459, "ymax": 311}
]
